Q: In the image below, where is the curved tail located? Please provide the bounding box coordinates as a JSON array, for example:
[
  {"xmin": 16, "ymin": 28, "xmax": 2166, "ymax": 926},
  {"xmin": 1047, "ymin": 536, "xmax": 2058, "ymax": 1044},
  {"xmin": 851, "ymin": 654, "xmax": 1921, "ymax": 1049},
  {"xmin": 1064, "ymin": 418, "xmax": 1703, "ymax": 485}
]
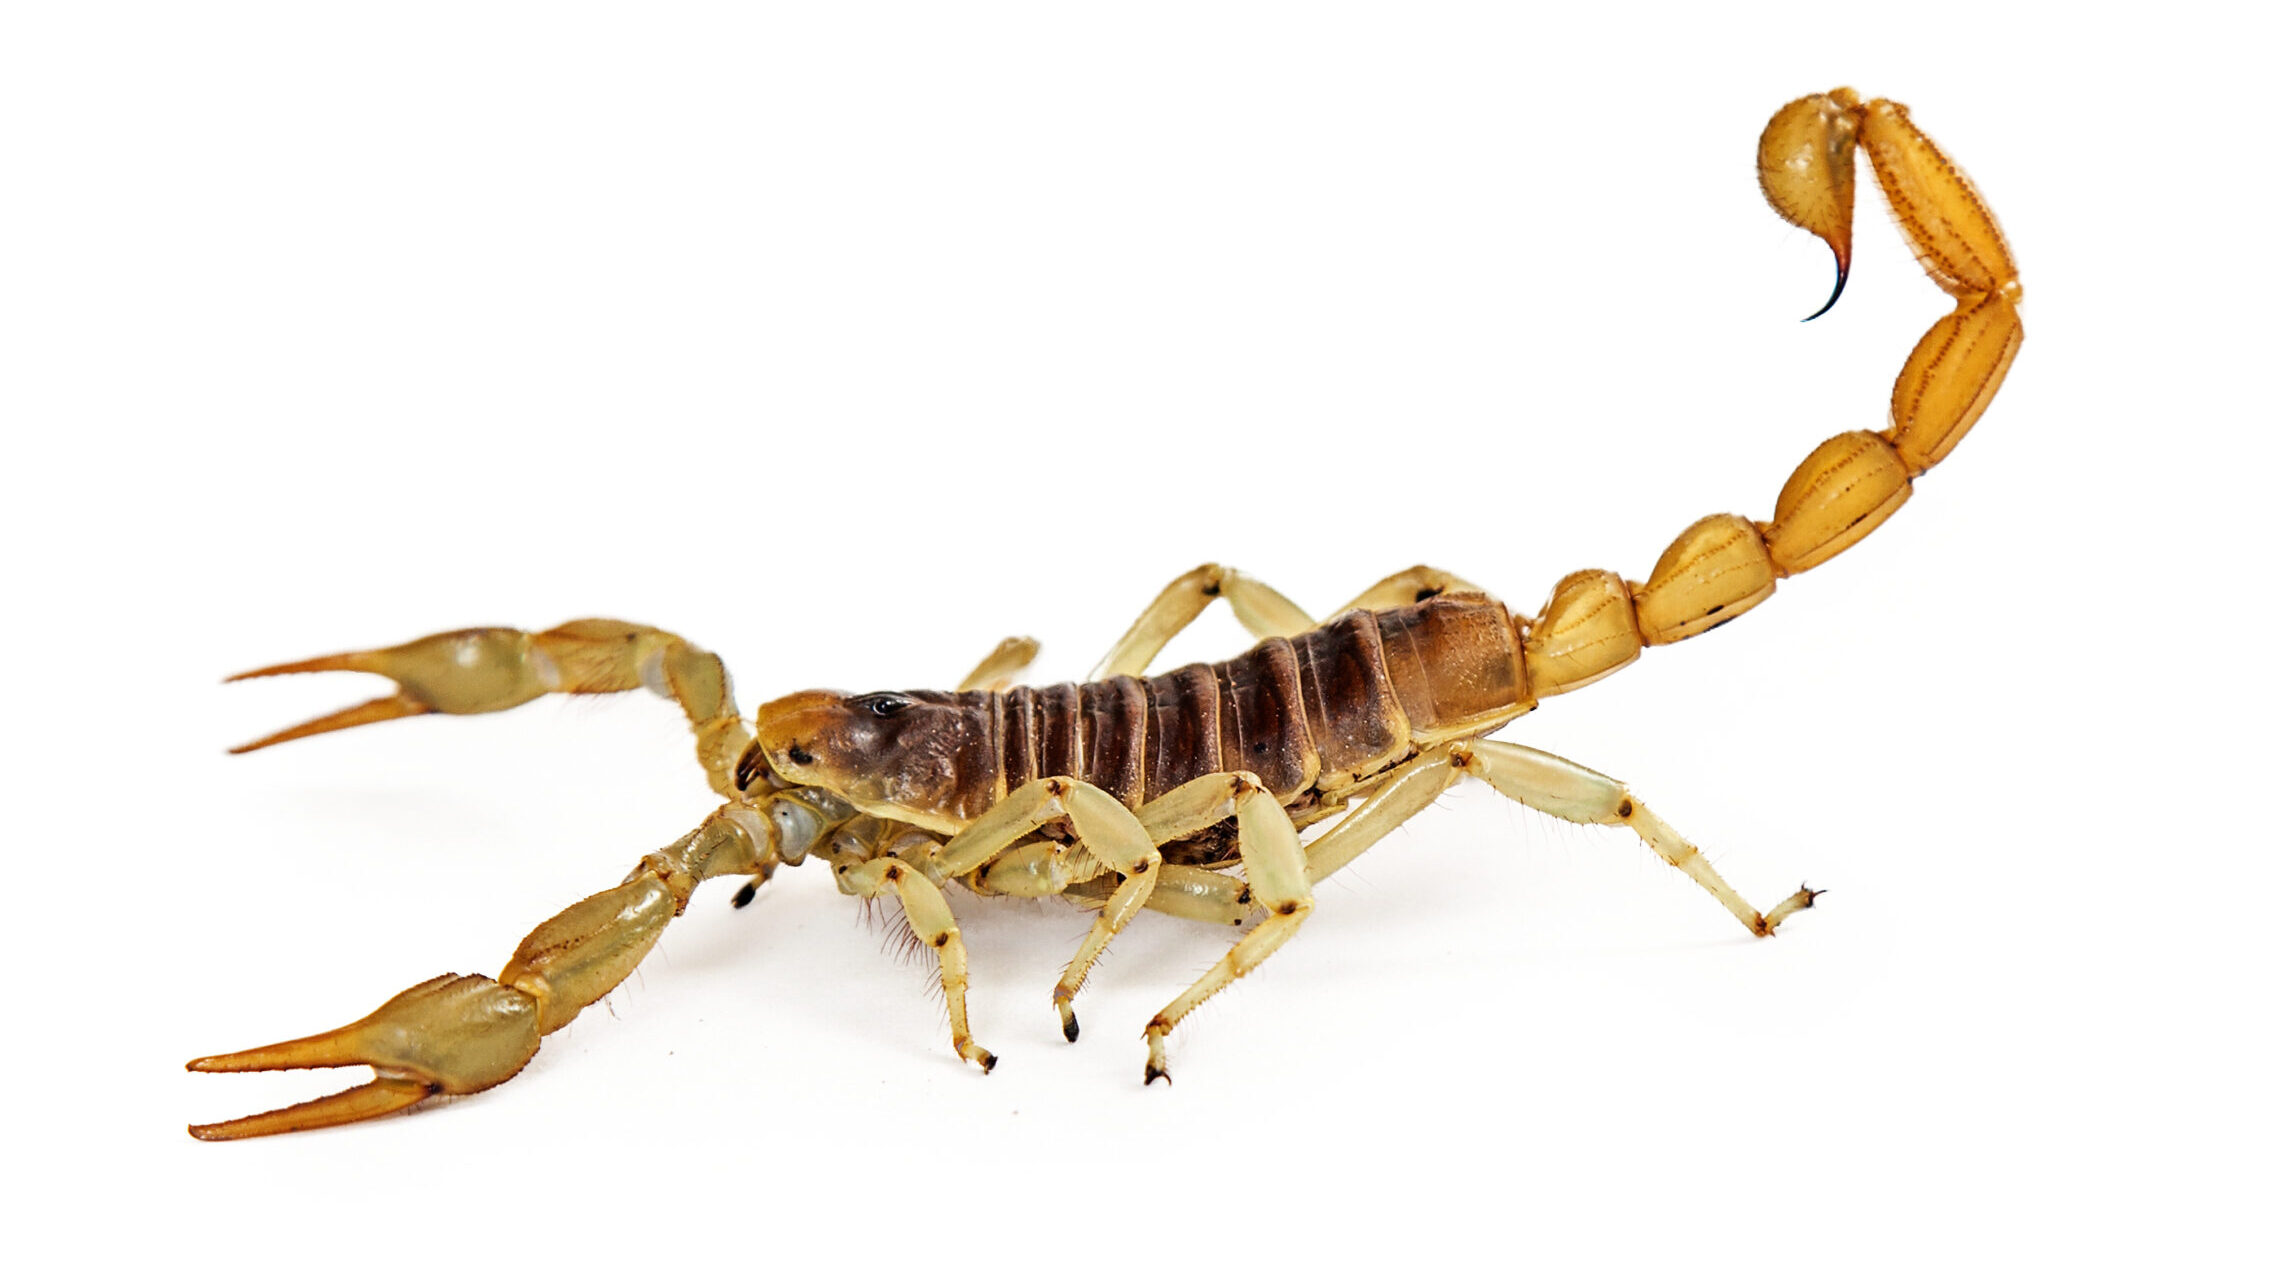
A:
[{"xmin": 1518, "ymin": 88, "xmax": 2023, "ymax": 701}]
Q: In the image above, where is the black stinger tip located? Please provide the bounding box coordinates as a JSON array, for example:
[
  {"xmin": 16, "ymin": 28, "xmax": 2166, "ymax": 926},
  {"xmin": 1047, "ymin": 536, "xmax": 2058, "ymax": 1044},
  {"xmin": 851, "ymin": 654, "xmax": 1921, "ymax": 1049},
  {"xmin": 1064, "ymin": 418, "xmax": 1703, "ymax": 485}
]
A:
[
  {"xmin": 1062, "ymin": 1011, "xmax": 1080, "ymax": 1043},
  {"xmin": 731, "ymin": 880, "xmax": 758, "ymax": 909},
  {"xmin": 1801, "ymin": 251, "xmax": 1849, "ymax": 322}
]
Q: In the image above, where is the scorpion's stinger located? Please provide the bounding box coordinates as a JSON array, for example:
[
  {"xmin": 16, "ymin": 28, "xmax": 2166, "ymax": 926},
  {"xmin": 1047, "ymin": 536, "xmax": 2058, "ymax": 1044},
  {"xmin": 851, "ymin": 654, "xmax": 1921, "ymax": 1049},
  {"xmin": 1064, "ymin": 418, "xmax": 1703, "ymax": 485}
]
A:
[
  {"xmin": 1802, "ymin": 255, "xmax": 1850, "ymax": 324},
  {"xmin": 1760, "ymin": 89, "xmax": 1861, "ymax": 321}
]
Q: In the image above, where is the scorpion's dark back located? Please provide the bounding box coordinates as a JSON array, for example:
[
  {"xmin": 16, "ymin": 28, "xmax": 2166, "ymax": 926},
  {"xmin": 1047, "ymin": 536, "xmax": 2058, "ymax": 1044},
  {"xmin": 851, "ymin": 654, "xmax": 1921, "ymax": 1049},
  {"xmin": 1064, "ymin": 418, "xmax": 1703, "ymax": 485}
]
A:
[{"xmin": 973, "ymin": 594, "xmax": 1531, "ymax": 824}]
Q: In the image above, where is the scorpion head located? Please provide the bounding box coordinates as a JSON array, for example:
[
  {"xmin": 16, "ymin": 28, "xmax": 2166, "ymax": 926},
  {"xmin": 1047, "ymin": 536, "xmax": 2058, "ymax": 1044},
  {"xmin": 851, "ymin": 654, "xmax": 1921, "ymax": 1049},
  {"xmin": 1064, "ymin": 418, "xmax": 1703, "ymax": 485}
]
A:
[{"xmin": 745, "ymin": 689, "xmax": 997, "ymax": 829}]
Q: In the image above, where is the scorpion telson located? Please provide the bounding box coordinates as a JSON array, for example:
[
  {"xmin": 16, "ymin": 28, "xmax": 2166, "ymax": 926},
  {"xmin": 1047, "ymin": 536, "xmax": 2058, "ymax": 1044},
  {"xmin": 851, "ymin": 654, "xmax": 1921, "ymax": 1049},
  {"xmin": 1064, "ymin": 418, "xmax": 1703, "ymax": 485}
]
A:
[{"xmin": 190, "ymin": 87, "xmax": 2020, "ymax": 1138}]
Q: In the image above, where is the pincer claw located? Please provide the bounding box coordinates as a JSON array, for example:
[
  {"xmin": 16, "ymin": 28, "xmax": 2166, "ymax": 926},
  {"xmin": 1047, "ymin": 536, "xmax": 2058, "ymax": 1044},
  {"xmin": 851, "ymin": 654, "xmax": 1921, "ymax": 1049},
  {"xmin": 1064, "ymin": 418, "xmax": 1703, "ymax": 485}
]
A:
[
  {"xmin": 187, "ymin": 973, "xmax": 541, "ymax": 1140},
  {"xmin": 225, "ymin": 627, "xmax": 549, "ymax": 754}
]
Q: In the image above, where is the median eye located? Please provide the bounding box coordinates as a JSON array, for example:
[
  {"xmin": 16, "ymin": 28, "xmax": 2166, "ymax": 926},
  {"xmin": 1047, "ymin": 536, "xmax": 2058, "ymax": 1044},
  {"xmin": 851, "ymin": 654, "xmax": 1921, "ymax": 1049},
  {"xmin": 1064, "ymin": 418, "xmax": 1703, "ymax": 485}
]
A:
[{"xmin": 855, "ymin": 693, "xmax": 912, "ymax": 718}]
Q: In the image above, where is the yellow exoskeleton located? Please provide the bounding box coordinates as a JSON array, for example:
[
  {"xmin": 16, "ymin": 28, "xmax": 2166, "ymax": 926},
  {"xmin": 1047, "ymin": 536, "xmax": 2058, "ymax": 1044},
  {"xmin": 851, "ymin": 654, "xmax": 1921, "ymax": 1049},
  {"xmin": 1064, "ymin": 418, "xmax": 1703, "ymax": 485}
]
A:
[{"xmin": 189, "ymin": 87, "xmax": 2018, "ymax": 1139}]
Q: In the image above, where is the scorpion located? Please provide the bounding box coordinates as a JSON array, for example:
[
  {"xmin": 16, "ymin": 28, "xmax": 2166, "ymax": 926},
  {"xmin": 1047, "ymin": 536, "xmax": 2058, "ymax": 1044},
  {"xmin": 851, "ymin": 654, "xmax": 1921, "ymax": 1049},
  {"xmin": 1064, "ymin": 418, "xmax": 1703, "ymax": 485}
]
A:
[{"xmin": 188, "ymin": 87, "xmax": 2021, "ymax": 1139}]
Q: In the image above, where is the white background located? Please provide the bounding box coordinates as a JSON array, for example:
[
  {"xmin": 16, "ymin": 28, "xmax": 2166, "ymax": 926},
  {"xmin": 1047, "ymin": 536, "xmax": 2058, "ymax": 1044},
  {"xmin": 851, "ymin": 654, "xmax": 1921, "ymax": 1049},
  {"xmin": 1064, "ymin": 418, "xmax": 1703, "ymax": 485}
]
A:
[{"xmin": 6, "ymin": 3, "xmax": 2274, "ymax": 1280}]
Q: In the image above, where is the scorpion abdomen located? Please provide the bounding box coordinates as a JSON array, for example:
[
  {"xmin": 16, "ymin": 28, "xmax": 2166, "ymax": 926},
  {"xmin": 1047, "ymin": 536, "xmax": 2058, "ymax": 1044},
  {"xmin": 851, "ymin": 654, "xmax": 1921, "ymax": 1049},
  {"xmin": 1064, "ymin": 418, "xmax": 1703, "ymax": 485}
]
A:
[{"xmin": 995, "ymin": 593, "xmax": 1533, "ymax": 818}]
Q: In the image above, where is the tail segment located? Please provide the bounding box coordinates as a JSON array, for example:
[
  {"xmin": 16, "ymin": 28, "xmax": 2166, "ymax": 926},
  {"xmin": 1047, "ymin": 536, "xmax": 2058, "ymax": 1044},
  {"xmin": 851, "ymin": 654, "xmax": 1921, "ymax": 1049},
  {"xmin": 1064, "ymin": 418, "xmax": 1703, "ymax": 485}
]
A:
[{"xmin": 1519, "ymin": 88, "xmax": 2021, "ymax": 702}]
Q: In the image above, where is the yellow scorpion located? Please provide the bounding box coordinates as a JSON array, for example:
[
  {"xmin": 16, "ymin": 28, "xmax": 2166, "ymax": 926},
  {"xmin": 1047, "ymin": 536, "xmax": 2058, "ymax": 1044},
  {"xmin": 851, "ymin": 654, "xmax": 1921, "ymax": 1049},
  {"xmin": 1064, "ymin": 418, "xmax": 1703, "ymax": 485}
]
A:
[{"xmin": 189, "ymin": 87, "xmax": 2020, "ymax": 1139}]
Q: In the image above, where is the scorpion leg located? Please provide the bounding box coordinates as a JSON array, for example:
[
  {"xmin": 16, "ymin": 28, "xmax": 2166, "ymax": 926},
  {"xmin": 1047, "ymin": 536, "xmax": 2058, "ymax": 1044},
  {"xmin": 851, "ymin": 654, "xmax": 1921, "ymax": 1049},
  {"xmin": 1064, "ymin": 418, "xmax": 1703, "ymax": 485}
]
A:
[
  {"xmin": 1036, "ymin": 772, "xmax": 1298, "ymax": 1040},
  {"xmin": 1056, "ymin": 862, "xmax": 1256, "ymax": 927},
  {"xmin": 837, "ymin": 854, "xmax": 997, "ymax": 1071},
  {"xmin": 1322, "ymin": 565, "xmax": 1485, "ymax": 619},
  {"xmin": 1455, "ymin": 741, "xmax": 1816, "ymax": 936},
  {"xmin": 1058, "ymin": 754, "xmax": 1471, "ymax": 926},
  {"xmin": 957, "ymin": 635, "xmax": 1040, "ymax": 692},
  {"xmin": 1090, "ymin": 564, "xmax": 1313, "ymax": 679},
  {"xmin": 1139, "ymin": 773, "xmax": 1310, "ymax": 1083},
  {"xmin": 188, "ymin": 803, "xmax": 779, "ymax": 1139},
  {"xmin": 228, "ymin": 619, "xmax": 751, "ymax": 799},
  {"xmin": 1300, "ymin": 751, "xmax": 1469, "ymax": 883},
  {"xmin": 1109, "ymin": 741, "xmax": 1807, "ymax": 1083},
  {"xmin": 1288, "ymin": 742, "xmax": 1812, "ymax": 933},
  {"xmin": 927, "ymin": 777, "xmax": 1164, "ymax": 1043},
  {"xmin": 1095, "ymin": 563, "xmax": 1494, "ymax": 680}
]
